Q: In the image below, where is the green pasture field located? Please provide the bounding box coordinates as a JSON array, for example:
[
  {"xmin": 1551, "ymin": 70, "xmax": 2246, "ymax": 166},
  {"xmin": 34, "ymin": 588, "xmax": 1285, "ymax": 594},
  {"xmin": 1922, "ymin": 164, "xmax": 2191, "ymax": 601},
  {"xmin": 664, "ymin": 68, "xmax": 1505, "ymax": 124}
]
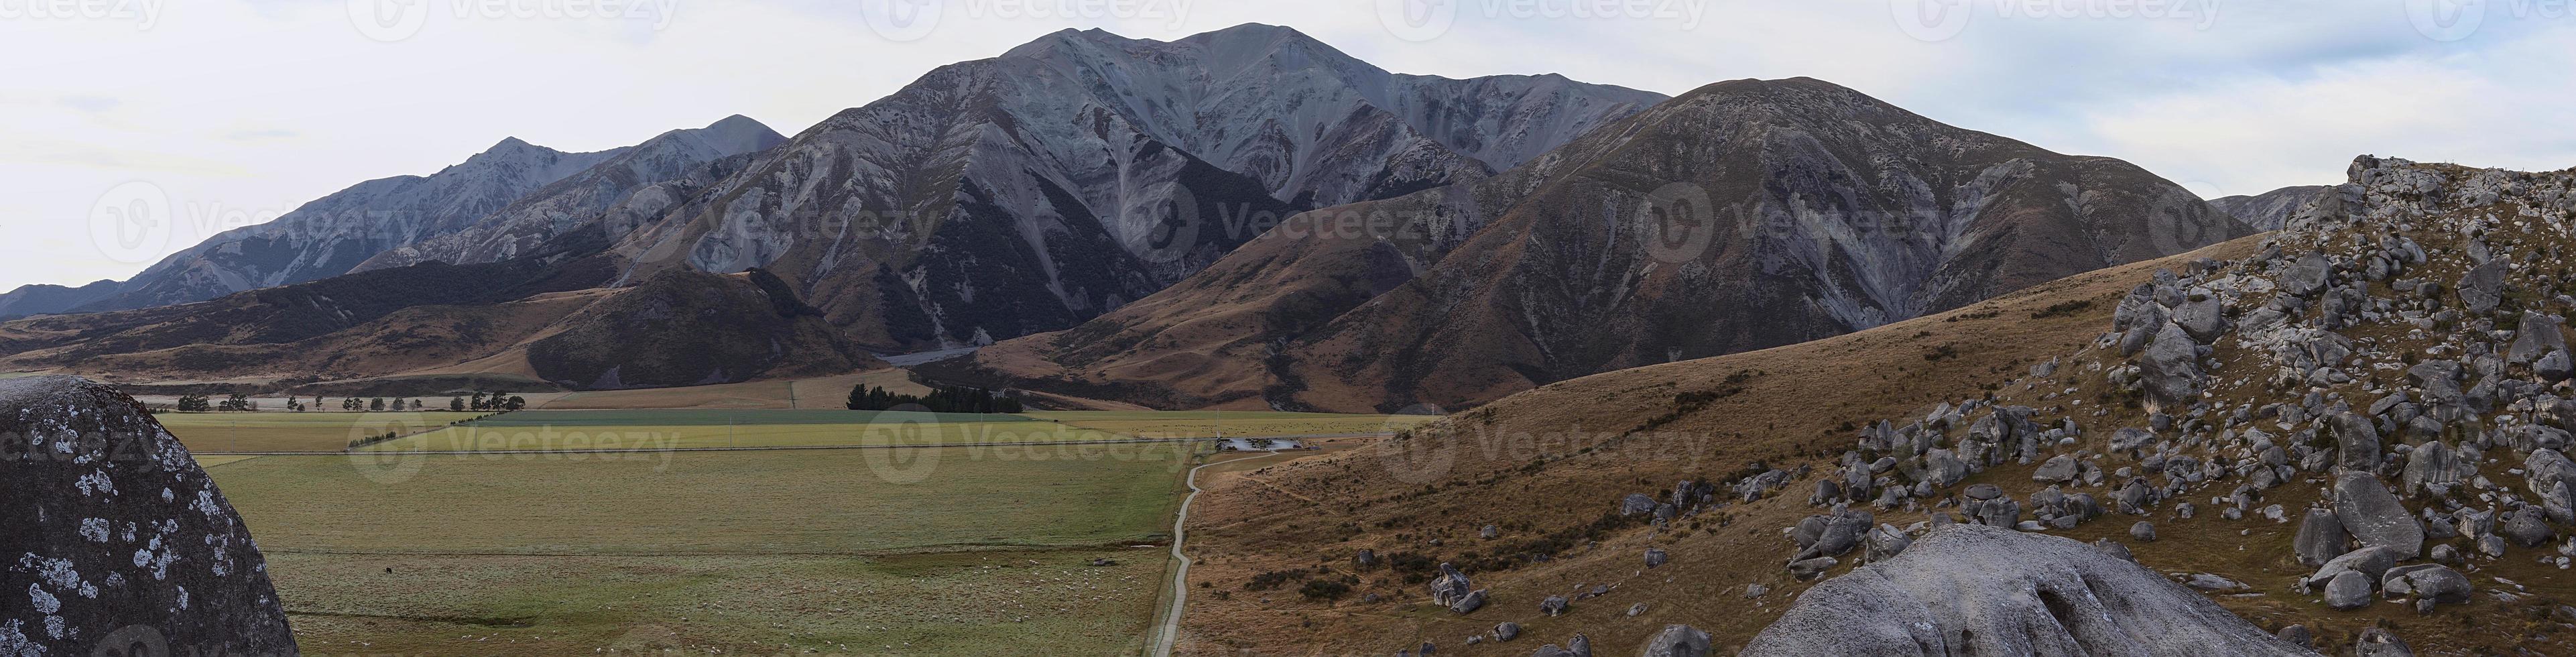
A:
[
  {"xmin": 154, "ymin": 411, "xmax": 479, "ymax": 452},
  {"xmin": 460, "ymin": 408, "xmax": 1039, "ymax": 426},
  {"xmin": 360, "ymin": 416, "xmax": 1114, "ymax": 453},
  {"xmin": 210, "ymin": 445, "xmax": 1196, "ymax": 654}
]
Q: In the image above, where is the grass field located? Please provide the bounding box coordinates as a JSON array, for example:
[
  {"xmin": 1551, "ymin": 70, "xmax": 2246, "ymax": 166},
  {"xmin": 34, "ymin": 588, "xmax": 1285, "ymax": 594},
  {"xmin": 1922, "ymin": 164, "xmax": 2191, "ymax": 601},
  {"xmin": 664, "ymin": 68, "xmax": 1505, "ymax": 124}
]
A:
[
  {"xmin": 154, "ymin": 411, "xmax": 480, "ymax": 452},
  {"xmin": 1031, "ymin": 410, "xmax": 1442, "ymax": 438},
  {"xmin": 211, "ymin": 445, "xmax": 1197, "ymax": 654},
  {"xmin": 360, "ymin": 410, "xmax": 1118, "ymax": 453}
]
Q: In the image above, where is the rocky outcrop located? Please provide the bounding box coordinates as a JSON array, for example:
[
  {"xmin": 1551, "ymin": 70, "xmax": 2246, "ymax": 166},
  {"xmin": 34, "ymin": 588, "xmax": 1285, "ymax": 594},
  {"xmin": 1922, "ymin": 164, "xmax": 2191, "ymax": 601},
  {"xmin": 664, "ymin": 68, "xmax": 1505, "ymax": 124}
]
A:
[
  {"xmin": 2209, "ymin": 185, "xmax": 2330, "ymax": 231},
  {"xmin": 1741, "ymin": 524, "xmax": 2305, "ymax": 656},
  {"xmin": 0, "ymin": 376, "xmax": 295, "ymax": 655}
]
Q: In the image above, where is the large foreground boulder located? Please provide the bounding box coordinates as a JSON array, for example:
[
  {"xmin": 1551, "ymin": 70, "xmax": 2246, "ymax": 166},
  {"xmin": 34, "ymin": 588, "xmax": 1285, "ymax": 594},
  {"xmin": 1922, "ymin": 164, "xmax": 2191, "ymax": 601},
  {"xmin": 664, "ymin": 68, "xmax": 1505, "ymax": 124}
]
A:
[
  {"xmin": 0, "ymin": 376, "xmax": 296, "ymax": 655},
  {"xmin": 1741, "ymin": 524, "xmax": 2307, "ymax": 656}
]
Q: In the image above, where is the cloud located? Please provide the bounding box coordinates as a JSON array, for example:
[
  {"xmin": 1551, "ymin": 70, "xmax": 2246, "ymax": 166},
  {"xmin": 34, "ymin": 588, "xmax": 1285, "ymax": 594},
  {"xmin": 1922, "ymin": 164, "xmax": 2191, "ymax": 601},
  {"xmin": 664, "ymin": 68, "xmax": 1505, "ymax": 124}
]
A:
[{"xmin": 56, "ymin": 96, "xmax": 121, "ymax": 113}]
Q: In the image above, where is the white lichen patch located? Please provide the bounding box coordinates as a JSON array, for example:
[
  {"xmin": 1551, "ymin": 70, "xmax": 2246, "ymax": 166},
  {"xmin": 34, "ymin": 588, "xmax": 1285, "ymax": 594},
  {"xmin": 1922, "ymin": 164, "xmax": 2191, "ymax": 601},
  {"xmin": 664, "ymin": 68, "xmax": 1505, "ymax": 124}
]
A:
[
  {"xmin": 76, "ymin": 518, "xmax": 109, "ymax": 543},
  {"xmin": 25, "ymin": 584, "xmax": 58, "ymax": 614},
  {"xmin": 72, "ymin": 470, "xmax": 115, "ymax": 497}
]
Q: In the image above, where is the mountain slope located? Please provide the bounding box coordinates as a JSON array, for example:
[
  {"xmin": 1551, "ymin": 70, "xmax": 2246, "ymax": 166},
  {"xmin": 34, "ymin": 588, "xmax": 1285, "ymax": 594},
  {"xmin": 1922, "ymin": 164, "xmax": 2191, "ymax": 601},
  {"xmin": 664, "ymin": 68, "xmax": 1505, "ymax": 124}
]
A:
[
  {"xmin": 948, "ymin": 77, "xmax": 2255, "ymax": 412},
  {"xmin": 1169, "ymin": 156, "xmax": 2576, "ymax": 655},
  {"xmin": 609, "ymin": 23, "xmax": 1664, "ymax": 351},
  {"xmin": 356, "ymin": 115, "xmax": 786, "ymax": 270},
  {"xmin": 18, "ymin": 117, "xmax": 782, "ymax": 316},
  {"xmin": 2211, "ymin": 184, "xmax": 2330, "ymax": 231}
]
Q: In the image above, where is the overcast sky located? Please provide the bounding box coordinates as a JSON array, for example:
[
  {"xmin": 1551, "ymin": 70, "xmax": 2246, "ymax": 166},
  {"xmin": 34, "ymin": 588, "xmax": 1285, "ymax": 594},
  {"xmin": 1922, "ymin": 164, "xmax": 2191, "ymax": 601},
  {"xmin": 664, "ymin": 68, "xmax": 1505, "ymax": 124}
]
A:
[{"xmin": 5, "ymin": 0, "xmax": 2571, "ymax": 289}]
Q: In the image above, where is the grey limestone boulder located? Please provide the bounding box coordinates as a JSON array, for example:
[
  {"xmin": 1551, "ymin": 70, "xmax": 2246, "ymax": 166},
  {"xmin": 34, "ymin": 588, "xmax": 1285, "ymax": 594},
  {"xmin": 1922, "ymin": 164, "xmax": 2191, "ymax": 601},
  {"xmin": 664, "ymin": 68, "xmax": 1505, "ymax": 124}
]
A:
[{"xmin": 1741, "ymin": 524, "xmax": 2307, "ymax": 656}]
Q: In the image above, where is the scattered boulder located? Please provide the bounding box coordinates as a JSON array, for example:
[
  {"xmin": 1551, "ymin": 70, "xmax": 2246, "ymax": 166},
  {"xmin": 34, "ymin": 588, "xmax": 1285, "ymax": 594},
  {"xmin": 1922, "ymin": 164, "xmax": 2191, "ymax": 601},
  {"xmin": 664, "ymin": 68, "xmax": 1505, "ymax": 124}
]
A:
[
  {"xmin": 1637, "ymin": 624, "xmax": 1712, "ymax": 657},
  {"xmin": 1644, "ymin": 548, "xmax": 1668, "ymax": 569},
  {"xmin": 1620, "ymin": 493, "xmax": 1658, "ymax": 516},
  {"xmin": 2131, "ymin": 522, "xmax": 2156, "ymax": 542},
  {"xmin": 1432, "ymin": 561, "xmax": 1473, "ymax": 607},
  {"xmin": 1448, "ymin": 589, "xmax": 1487, "ymax": 614},
  {"xmin": 1538, "ymin": 595, "xmax": 1568, "ymax": 617},
  {"xmin": 2307, "ymin": 546, "xmax": 2400, "ymax": 589},
  {"xmin": 1788, "ymin": 556, "xmax": 1837, "ymax": 581},
  {"xmin": 2293, "ymin": 509, "xmax": 2349, "ymax": 566},
  {"xmin": 2499, "ymin": 507, "xmax": 2555, "ymax": 547},
  {"xmin": 2355, "ymin": 627, "xmax": 2414, "ymax": 657},
  {"xmin": 2382, "ymin": 564, "xmax": 2471, "ymax": 605},
  {"xmin": 2323, "ymin": 571, "xmax": 2373, "ymax": 609},
  {"xmin": 2138, "ymin": 324, "xmax": 2205, "ymax": 412},
  {"xmin": 1741, "ymin": 524, "xmax": 2307, "ymax": 656},
  {"xmin": 2457, "ymin": 259, "xmax": 2506, "ymax": 316},
  {"xmin": 2333, "ymin": 471, "xmax": 2423, "ymax": 556},
  {"xmin": 2032, "ymin": 454, "xmax": 2079, "ymax": 482},
  {"xmin": 1492, "ymin": 622, "xmax": 1520, "ymax": 642},
  {"xmin": 2331, "ymin": 413, "xmax": 2382, "ymax": 471},
  {"xmin": 0, "ymin": 376, "xmax": 298, "ymax": 656},
  {"xmin": 2275, "ymin": 625, "xmax": 2313, "ymax": 649}
]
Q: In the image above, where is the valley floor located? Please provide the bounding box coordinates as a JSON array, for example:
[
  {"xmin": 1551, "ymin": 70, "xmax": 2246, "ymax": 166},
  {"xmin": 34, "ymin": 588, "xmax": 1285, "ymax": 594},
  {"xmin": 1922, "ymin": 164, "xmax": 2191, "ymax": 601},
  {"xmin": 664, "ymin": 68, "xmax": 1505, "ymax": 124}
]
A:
[{"xmin": 154, "ymin": 380, "xmax": 1428, "ymax": 655}]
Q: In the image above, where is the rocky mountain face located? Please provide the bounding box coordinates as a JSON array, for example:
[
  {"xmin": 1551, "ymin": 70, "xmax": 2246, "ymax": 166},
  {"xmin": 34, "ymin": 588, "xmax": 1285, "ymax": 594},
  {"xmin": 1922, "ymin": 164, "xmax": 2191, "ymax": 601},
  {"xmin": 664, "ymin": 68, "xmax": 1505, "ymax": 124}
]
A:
[
  {"xmin": 0, "ymin": 375, "xmax": 296, "ymax": 655},
  {"xmin": 608, "ymin": 23, "xmax": 1664, "ymax": 351},
  {"xmin": 2213, "ymin": 185, "xmax": 2332, "ymax": 231},
  {"xmin": 17, "ymin": 116, "xmax": 781, "ymax": 318},
  {"xmin": 1768, "ymin": 156, "xmax": 2576, "ymax": 653},
  {"xmin": 952, "ymin": 77, "xmax": 2252, "ymax": 412},
  {"xmin": 357, "ymin": 115, "xmax": 785, "ymax": 271},
  {"xmin": 70, "ymin": 137, "xmax": 624, "ymax": 313}
]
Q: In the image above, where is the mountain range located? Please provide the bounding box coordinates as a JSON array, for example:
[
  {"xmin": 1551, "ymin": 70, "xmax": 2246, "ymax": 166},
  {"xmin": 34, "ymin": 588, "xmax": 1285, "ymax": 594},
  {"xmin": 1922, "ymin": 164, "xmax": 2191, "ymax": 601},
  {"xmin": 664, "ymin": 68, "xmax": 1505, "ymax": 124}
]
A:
[
  {"xmin": 938, "ymin": 76, "xmax": 2256, "ymax": 412},
  {"xmin": 9, "ymin": 25, "xmax": 2263, "ymax": 402}
]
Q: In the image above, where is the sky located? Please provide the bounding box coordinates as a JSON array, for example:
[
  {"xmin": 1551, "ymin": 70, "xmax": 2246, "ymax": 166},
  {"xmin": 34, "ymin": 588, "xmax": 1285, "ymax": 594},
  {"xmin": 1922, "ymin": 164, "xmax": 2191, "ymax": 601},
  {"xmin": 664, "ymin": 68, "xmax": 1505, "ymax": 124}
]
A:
[{"xmin": 5, "ymin": 0, "xmax": 2572, "ymax": 289}]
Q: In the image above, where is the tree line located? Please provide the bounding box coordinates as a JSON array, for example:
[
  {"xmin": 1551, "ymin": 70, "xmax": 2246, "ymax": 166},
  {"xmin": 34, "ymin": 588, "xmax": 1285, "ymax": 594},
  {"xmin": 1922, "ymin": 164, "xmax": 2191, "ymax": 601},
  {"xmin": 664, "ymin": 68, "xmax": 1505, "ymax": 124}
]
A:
[
  {"xmin": 845, "ymin": 383, "xmax": 1024, "ymax": 414},
  {"xmin": 166, "ymin": 391, "xmax": 528, "ymax": 412}
]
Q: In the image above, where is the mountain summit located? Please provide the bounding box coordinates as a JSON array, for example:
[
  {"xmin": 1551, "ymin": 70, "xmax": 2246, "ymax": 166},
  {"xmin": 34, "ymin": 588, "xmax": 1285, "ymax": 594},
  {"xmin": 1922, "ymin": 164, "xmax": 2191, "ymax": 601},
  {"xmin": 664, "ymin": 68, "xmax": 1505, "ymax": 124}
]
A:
[{"xmin": 607, "ymin": 23, "xmax": 1665, "ymax": 350}]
